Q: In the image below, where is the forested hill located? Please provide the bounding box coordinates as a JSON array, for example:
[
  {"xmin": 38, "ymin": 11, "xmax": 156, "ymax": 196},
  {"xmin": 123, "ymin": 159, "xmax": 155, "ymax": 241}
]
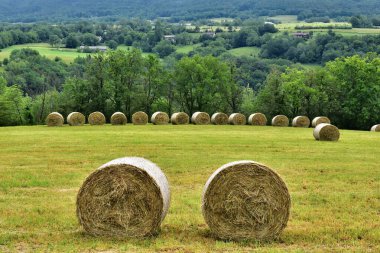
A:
[{"xmin": 1, "ymin": 0, "xmax": 380, "ymax": 22}]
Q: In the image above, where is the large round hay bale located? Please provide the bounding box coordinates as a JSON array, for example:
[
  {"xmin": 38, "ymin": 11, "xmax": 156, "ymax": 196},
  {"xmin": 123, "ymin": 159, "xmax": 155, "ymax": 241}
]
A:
[
  {"xmin": 111, "ymin": 112, "xmax": 127, "ymax": 125},
  {"xmin": 292, "ymin": 116, "xmax": 310, "ymax": 128},
  {"xmin": 202, "ymin": 161, "xmax": 291, "ymax": 241},
  {"xmin": 211, "ymin": 113, "xmax": 228, "ymax": 125},
  {"xmin": 271, "ymin": 115, "xmax": 289, "ymax": 127},
  {"xmin": 311, "ymin": 116, "xmax": 331, "ymax": 127},
  {"xmin": 46, "ymin": 112, "xmax": 64, "ymax": 127},
  {"xmin": 371, "ymin": 124, "xmax": 380, "ymax": 132},
  {"xmin": 313, "ymin": 123, "xmax": 340, "ymax": 141},
  {"xmin": 171, "ymin": 112, "xmax": 189, "ymax": 125},
  {"xmin": 132, "ymin": 111, "xmax": 148, "ymax": 125},
  {"xmin": 67, "ymin": 112, "xmax": 85, "ymax": 126},
  {"xmin": 151, "ymin": 112, "xmax": 169, "ymax": 125},
  {"xmin": 76, "ymin": 157, "xmax": 171, "ymax": 237},
  {"xmin": 248, "ymin": 113, "xmax": 267, "ymax": 126},
  {"xmin": 88, "ymin": 112, "xmax": 106, "ymax": 125},
  {"xmin": 191, "ymin": 112, "xmax": 210, "ymax": 125},
  {"xmin": 228, "ymin": 113, "xmax": 246, "ymax": 125}
]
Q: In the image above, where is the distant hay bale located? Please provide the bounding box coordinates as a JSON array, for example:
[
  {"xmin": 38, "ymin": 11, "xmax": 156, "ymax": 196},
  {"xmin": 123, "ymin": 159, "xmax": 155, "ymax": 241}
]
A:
[
  {"xmin": 271, "ymin": 115, "xmax": 289, "ymax": 127},
  {"xmin": 228, "ymin": 113, "xmax": 246, "ymax": 125},
  {"xmin": 111, "ymin": 112, "xmax": 127, "ymax": 125},
  {"xmin": 151, "ymin": 112, "xmax": 169, "ymax": 125},
  {"xmin": 202, "ymin": 160, "xmax": 291, "ymax": 241},
  {"xmin": 292, "ymin": 116, "xmax": 310, "ymax": 128},
  {"xmin": 76, "ymin": 157, "xmax": 171, "ymax": 237},
  {"xmin": 171, "ymin": 112, "xmax": 189, "ymax": 125},
  {"xmin": 371, "ymin": 124, "xmax": 380, "ymax": 132},
  {"xmin": 211, "ymin": 113, "xmax": 228, "ymax": 125},
  {"xmin": 46, "ymin": 112, "xmax": 64, "ymax": 127},
  {"xmin": 311, "ymin": 116, "xmax": 331, "ymax": 127},
  {"xmin": 313, "ymin": 123, "xmax": 340, "ymax": 141},
  {"xmin": 67, "ymin": 112, "xmax": 85, "ymax": 126},
  {"xmin": 191, "ymin": 112, "xmax": 210, "ymax": 125},
  {"xmin": 248, "ymin": 113, "xmax": 267, "ymax": 126},
  {"xmin": 88, "ymin": 112, "xmax": 106, "ymax": 125},
  {"xmin": 132, "ymin": 111, "xmax": 148, "ymax": 125}
]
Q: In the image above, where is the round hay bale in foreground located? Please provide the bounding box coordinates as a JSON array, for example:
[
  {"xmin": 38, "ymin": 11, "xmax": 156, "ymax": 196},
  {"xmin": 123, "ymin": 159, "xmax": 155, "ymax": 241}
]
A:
[
  {"xmin": 171, "ymin": 112, "xmax": 189, "ymax": 125},
  {"xmin": 88, "ymin": 112, "xmax": 106, "ymax": 125},
  {"xmin": 191, "ymin": 112, "xmax": 210, "ymax": 125},
  {"xmin": 228, "ymin": 113, "xmax": 246, "ymax": 125},
  {"xmin": 76, "ymin": 157, "xmax": 171, "ymax": 237},
  {"xmin": 202, "ymin": 161, "xmax": 291, "ymax": 241},
  {"xmin": 271, "ymin": 115, "xmax": 289, "ymax": 127},
  {"xmin": 132, "ymin": 111, "xmax": 148, "ymax": 125},
  {"xmin": 248, "ymin": 113, "xmax": 267, "ymax": 126},
  {"xmin": 370, "ymin": 124, "xmax": 380, "ymax": 132},
  {"xmin": 151, "ymin": 112, "xmax": 169, "ymax": 125},
  {"xmin": 311, "ymin": 116, "xmax": 331, "ymax": 127},
  {"xmin": 211, "ymin": 113, "xmax": 228, "ymax": 125},
  {"xmin": 292, "ymin": 116, "xmax": 310, "ymax": 128},
  {"xmin": 111, "ymin": 112, "xmax": 127, "ymax": 125},
  {"xmin": 46, "ymin": 112, "xmax": 64, "ymax": 127},
  {"xmin": 313, "ymin": 123, "xmax": 340, "ymax": 141},
  {"xmin": 67, "ymin": 112, "xmax": 85, "ymax": 126}
]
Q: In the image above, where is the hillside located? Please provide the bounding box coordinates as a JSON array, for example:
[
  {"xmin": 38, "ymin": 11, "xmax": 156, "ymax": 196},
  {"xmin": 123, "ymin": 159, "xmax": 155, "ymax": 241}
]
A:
[{"xmin": 0, "ymin": 0, "xmax": 379, "ymax": 22}]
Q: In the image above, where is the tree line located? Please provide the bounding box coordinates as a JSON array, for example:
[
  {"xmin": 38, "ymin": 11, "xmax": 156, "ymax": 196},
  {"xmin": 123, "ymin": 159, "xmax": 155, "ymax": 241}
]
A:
[{"xmin": 0, "ymin": 48, "xmax": 379, "ymax": 130}]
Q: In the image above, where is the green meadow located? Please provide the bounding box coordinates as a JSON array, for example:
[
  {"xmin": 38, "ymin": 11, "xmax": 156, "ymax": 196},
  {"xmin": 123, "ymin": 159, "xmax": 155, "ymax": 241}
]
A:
[{"xmin": 0, "ymin": 124, "xmax": 379, "ymax": 252}]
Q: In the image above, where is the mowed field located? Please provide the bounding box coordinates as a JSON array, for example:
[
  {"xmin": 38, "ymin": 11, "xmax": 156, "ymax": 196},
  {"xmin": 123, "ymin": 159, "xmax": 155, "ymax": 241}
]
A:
[{"xmin": 0, "ymin": 124, "xmax": 379, "ymax": 252}]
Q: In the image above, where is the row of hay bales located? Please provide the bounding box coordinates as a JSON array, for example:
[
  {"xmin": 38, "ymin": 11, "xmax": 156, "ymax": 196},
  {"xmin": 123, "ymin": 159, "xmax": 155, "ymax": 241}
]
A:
[
  {"xmin": 46, "ymin": 111, "xmax": 331, "ymax": 127},
  {"xmin": 77, "ymin": 157, "xmax": 290, "ymax": 241}
]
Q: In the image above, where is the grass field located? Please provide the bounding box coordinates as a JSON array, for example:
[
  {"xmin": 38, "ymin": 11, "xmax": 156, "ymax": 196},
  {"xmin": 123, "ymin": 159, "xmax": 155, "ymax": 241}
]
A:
[
  {"xmin": 0, "ymin": 124, "xmax": 379, "ymax": 252},
  {"xmin": 0, "ymin": 43, "xmax": 90, "ymax": 63},
  {"xmin": 176, "ymin": 44, "xmax": 201, "ymax": 54},
  {"xmin": 228, "ymin": 47, "xmax": 260, "ymax": 57}
]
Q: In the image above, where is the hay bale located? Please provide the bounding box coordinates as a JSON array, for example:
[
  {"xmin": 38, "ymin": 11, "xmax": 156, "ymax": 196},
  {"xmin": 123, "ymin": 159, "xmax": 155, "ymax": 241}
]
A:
[
  {"xmin": 211, "ymin": 113, "xmax": 228, "ymax": 125},
  {"xmin": 371, "ymin": 124, "xmax": 380, "ymax": 132},
  {"xmin": 313, "ymin": 123, "xmax": 340, "ymax": 141},
  {"xmin": 67, "ymin": 112, "xmax": 85, "ymax": 126},
  {"xmin": 46, "ymin": 112, "xmax": 64, "ymax": 127},
  {"xmin": 248, "ymin": 113, "xmax": 267, "ymax": 126},
  {"xmin": 228, "ymin": 113, "xmax": 246, "ymax": 125},
  {"xmin": 88, "ymin": 112, "xmax": 106, "ymax": 125},
  {"xmin": 202, "ymin": 160, "xmax": 291, "ymax": 241},
  {"xmin": 292, "ymin": 116, "xmax": 310, "ymax": 128},
  {"xmin": 191, "ymin": 112, "xmax": 210, "ymax": 125},
  {"xmin": 311, "ymin": 116, "xmax": 331, "ymax": 127},
  {"xmin": 171, "ymin": 112, "xmax": 189, "ymax": 125},
  {"xmin": 76, "ymin": 157, "xmax": 171, "ymax": 237},
  {"xmin": 271, "ymin": 115, "xmax": 289, "ymax": 127},
  {"xmin": 151, "ymin": 112, "xmax": 169, "ymax": 125},
  {"xmin": 132, "ymin": 111, "xmax": 148, "ymax": 125},
  {"xmin": 111, "ymin": 112, "xmax": 127, "ymax": 125}
]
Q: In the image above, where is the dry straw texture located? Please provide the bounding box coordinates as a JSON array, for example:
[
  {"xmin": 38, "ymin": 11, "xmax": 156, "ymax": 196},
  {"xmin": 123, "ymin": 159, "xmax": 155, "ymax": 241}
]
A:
[
  {"xmin": 292, "ymin": 116, "xmax": 310, "ymax": 128},
  {"xmin": 271, "ymin": 115, "xmax": 289, "ymax": 127},
  {"xmin": 67, "ymin": 112, "xmax": 85, "ymax": 126},
  {"xmin": 248, "ymin": 113, "xmax": 267, "ymax": 126},
  {"xmin": 46, "ymin": 112, "xmax": 64, "ymax": 127},
  {"xmin": 211, "ymin": 113, "xmax": 229, "ymax": 125},
  {"xmin": 191, "ymin": 112, "xmax": 210, "ymax": 125},
  {"xmin": 313, "ymin": 123, "xmax": 340, "ymax": 141},
  {"xmin": 202, "ymin": 161, "xmax": 291, "ymax": 241},
  {"xmin": 170, "ymin": 112, "xmax": 189, "ymax": 125},
  {"xmin": 228, "ymin": 113, "xmax": 247, "ymax": 125},
  {"xmin": 132, "ymin": 111, "xmax": 148, "ymax": 125},
  {"xmin": 370, "ymin": 124, "xmax": 380, "ymax": 132},
  {"xmin": 151, "ymin": 112, "xmax": 170, "ymax": 125},
  {"xmin": 76, "ymin": 157, "xmax": 170, "ymax": 238},
  {"xmin": 311, "ymin": 116, "xmax": 331, "ymax": 127},
  {"xmin": 88, "ymin": 112, "xmax": 106, "ymax": 125},
  {"xmin": 111, "ymin": 112, "xmax": 127, "ymax": 125}
]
